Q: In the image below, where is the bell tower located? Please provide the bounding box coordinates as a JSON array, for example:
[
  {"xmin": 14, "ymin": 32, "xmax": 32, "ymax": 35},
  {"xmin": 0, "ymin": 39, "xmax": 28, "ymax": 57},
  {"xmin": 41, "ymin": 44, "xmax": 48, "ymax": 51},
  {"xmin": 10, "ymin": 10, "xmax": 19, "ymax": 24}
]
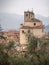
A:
[{"xmin": 24, "ymin": 10, "xmax": 34, "ymax": 22}]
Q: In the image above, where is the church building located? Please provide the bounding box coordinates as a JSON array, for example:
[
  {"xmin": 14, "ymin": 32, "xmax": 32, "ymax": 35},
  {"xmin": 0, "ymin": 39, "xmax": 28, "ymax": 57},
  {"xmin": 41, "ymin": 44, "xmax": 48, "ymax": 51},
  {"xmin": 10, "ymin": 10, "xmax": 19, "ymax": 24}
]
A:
[{"xmin": 20, "ymin": 10, "xmax": 44, "ymax": 46}]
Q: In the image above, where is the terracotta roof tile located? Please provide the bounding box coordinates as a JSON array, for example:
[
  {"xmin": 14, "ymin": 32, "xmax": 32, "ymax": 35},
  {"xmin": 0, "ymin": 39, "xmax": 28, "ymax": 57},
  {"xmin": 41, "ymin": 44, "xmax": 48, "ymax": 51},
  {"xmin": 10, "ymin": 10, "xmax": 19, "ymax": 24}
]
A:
[
  {"xmin": 25, "ymin": 18, "xmax": 41, "ymax": 22},
  {"xmin": 20, "ymin": 26, "xmax": 43, "ymax": 29}
]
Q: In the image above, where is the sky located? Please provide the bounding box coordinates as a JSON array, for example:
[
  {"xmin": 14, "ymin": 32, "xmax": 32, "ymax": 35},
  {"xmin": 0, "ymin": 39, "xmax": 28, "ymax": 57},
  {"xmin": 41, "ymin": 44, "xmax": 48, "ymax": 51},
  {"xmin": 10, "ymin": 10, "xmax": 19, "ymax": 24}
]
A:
[{"xmin": 0, "ymin": 0, "xmax": 49, "ymax": 17}]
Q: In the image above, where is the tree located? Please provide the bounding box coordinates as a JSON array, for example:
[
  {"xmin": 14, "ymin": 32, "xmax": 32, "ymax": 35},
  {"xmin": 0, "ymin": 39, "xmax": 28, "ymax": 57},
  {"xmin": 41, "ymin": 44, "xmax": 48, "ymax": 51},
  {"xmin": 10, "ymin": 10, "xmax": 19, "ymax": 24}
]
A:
[
  {"xmin": 24, "ymin": 29, "xmax": 40, "ymax": 53},
  {"xmin": 5, "ymin": 40, "xmax": 17, "ymax": 56},
  {"xmin": 0, "ymin": 44, "xmax": 10, "ymax": 65},
  {"xmin": 24, "ymin": 29, "xmax": 49, "ymax": 65}
]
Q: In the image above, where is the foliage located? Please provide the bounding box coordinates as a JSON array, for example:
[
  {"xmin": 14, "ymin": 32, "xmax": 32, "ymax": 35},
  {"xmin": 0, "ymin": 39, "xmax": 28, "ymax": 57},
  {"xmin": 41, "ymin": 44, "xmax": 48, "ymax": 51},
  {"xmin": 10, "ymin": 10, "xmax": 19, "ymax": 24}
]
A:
[{"xmin": 0, "ymin": 32, "xmax": 49, "ymax": 65}]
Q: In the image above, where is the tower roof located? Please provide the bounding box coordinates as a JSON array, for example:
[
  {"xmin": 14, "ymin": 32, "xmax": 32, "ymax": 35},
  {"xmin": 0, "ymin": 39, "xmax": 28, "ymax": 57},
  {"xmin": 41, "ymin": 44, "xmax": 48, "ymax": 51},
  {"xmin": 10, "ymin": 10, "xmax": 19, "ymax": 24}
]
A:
[
  {"xmin": 24, "ymin": 10, "xmax": 34, "ymax": 15},
  {"xmin": 25, "ymin": 18, "xmax": 42, "ymax": 22}
]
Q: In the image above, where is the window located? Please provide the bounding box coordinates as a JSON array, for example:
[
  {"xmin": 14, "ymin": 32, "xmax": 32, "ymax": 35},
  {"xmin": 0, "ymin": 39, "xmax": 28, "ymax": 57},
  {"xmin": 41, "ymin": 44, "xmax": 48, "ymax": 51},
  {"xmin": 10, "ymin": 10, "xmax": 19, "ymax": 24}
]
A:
[
  {"xmin": 34, "ymin": 23, "xmax": 36, "ymax": 25},
  {"xmin": 22, "ymin": 30, "xmax": 24, "ymax": 33},
  {"xmin": 26, "ymin": 14, "xmax": 28, "ymax": 16}
]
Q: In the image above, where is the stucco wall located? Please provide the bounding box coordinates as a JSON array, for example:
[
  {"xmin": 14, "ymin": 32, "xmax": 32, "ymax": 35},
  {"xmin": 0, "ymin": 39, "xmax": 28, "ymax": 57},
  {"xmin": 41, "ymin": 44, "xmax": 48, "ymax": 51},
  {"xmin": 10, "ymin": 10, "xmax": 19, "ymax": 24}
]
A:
[
  {"xmin": 20, "ymin": 28, "xmax": 43, "ymax": 44},
  {"xmin": 24, "ymin": 22, "xmax": 42, "ymax": 27}
]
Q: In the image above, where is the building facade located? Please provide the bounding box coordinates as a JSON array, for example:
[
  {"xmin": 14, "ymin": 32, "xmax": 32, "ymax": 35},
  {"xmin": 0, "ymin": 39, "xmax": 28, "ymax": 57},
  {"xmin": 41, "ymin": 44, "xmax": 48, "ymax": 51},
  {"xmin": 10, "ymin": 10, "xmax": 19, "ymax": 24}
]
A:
[{"xmin": 20, "ymin": 10, "xmax": 45, "ymax": 46}]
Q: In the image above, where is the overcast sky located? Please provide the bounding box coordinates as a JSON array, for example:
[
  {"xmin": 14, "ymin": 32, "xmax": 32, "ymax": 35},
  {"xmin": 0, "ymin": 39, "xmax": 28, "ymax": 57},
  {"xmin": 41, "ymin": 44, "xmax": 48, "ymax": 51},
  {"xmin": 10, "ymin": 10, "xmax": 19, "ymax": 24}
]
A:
[{"xmin": 0, "ymin": 0, "xmax": 49, "ymax": 17}]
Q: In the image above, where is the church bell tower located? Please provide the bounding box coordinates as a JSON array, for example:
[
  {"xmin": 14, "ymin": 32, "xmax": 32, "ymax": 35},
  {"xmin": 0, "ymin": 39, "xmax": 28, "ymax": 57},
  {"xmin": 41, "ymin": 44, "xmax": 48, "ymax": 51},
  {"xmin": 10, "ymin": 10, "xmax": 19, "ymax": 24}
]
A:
[{"xmin": 24, "ymin": 10, "xmax": 34, "ymax": 22}]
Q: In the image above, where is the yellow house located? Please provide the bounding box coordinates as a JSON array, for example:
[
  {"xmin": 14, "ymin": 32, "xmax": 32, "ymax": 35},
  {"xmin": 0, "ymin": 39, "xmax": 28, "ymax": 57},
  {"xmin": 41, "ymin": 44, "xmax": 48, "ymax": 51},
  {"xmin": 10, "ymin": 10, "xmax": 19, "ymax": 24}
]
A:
[{"xmin": 20, "ymin": 10, "xmax": 45, "ymax": 46}]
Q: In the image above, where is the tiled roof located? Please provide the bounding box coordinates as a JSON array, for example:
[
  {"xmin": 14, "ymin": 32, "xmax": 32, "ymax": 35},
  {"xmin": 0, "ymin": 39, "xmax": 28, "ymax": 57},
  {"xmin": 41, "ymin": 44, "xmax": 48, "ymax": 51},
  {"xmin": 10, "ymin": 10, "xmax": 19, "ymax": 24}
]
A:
[
  {"xmin": 25, "ymin": 18, "xmax": 41, "ymax": 22},
  {"xmin": 20, "ymin": 26, "xmax": 43, "ymax": 29}
]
